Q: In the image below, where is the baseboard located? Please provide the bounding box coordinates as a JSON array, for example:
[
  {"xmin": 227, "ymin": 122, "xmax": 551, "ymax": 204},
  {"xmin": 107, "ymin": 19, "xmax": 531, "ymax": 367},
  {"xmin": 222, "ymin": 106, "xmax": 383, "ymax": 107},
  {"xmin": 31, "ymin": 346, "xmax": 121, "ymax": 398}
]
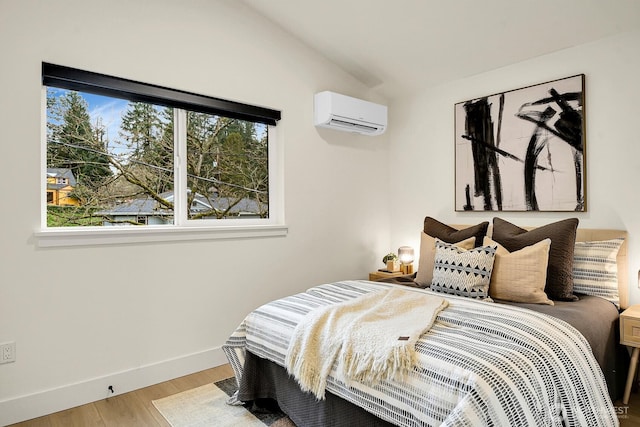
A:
[{"xmin": 0, "ymin": 346, "xmax": 227, "ymax": 426}]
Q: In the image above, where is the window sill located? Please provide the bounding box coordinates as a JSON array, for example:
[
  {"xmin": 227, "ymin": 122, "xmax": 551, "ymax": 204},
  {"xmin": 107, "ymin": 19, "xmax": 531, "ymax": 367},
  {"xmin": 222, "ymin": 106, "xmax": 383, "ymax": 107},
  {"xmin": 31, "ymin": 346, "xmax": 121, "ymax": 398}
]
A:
[{"xmin": 34, "ymin": 224, "xmax": 288, "ymax": 247}]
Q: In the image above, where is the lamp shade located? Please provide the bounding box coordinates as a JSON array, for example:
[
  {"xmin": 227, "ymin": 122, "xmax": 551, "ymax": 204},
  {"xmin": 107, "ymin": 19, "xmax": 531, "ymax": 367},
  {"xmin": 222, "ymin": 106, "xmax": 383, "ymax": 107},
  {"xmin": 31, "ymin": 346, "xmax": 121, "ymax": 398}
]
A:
[{"xmin": 398, "ymin": 246, "xmax": 414, "ymax": 264}]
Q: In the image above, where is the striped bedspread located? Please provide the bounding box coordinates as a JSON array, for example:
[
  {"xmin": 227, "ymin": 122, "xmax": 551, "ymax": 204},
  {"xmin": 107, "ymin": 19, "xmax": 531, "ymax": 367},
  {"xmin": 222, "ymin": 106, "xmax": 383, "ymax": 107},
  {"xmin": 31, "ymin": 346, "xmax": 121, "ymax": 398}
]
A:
[{"xmin": 223, "ymin": 280, "xmax": 618, "ymax": 426}]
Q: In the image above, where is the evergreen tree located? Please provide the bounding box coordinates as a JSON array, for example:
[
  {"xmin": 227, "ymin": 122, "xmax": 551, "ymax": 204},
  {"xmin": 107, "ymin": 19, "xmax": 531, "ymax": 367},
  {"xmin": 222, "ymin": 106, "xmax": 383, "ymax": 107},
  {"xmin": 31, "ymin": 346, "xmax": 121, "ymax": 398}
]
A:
[
  {"xmin": 120, "ymin": 102, "xmax": 159, "ymax": 158},
  {"xmin": 120, "ymin": 103, "xmax": 173, "ymax": 194},
  {"xmin": 47, "ymin": 90, "xmax": 112, "ymax": 190}
]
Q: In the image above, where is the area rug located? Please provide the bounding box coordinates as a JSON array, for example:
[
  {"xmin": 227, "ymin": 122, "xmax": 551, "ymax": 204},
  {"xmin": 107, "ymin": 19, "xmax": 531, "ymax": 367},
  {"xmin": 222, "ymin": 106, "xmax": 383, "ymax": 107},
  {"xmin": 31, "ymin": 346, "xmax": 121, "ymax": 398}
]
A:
[{"xmin": 152, "ymin": 377, "xmax": 295, "ymax": 427}]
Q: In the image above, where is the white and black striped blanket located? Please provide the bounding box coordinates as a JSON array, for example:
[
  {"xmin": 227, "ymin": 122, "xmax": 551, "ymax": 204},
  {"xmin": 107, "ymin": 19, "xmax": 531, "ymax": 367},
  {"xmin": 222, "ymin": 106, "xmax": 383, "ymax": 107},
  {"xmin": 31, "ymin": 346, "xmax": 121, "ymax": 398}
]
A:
[{"xmin": 223, "ymin": 280, "xmax": 618, "ymax": 426}]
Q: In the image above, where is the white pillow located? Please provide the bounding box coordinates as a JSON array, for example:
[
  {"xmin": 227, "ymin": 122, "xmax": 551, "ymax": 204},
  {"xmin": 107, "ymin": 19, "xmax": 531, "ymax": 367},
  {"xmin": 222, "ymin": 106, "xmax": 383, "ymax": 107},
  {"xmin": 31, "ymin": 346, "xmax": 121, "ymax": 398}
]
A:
[{"xmin": 572, "ymin": 238, "xmax": 624, "ymax": 307}]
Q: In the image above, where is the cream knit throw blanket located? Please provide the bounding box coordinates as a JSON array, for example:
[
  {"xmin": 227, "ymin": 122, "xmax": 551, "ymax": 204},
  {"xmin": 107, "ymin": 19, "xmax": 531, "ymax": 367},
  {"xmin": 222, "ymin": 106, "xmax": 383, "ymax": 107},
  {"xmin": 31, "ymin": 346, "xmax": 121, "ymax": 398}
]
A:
[{"xmin": 285, "ymin": 287, "xmax": 448, "ymax": 400}]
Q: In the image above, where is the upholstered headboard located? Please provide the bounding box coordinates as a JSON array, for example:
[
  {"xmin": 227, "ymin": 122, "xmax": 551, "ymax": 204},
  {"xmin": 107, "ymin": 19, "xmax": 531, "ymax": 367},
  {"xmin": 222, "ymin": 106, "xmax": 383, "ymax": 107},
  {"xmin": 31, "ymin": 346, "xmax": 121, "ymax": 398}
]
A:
[{"xmin": 450, "ymin": 224, "xmax": 629, "ymax": 309}]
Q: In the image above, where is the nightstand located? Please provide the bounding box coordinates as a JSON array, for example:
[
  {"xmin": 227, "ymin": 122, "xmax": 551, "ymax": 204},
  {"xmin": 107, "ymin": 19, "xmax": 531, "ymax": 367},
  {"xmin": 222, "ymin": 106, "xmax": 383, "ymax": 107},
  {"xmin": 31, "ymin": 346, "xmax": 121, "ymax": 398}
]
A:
[
  {"xmin": 620, "ymin": 305, "xmax": 640, "ymax": 404},
  {"xmin": 369, "ymin": 270, "xmax": 406, "ymax": 281}
]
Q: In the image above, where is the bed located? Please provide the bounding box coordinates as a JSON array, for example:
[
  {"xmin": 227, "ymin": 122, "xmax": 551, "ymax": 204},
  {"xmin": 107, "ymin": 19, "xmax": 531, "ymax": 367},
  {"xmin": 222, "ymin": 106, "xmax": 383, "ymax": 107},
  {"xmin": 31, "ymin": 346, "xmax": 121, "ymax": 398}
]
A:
[{"xmin": 223, "ymin": 218, "xmax": 629, "ymax": 426}]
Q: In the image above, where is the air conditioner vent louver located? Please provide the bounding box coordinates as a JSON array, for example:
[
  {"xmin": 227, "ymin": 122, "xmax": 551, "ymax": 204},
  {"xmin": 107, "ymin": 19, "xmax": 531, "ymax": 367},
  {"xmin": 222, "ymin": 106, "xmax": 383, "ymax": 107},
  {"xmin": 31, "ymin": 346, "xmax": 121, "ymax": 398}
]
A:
[
  {"xmin": 327, "ymin": 118, "xmax": 380, "ymax": 133},
  {"xmin": 314, "ymin": 91, "xmax": 387, "ymax": 136}
]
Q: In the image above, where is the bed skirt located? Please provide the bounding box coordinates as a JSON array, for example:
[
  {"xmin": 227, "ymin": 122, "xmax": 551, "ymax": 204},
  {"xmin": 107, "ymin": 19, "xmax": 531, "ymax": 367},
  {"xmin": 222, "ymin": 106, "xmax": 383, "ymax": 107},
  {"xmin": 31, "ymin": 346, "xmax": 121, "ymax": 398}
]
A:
[{"xmin": 238, "ymin": 351, "xmax": 395, "ymax": 427}]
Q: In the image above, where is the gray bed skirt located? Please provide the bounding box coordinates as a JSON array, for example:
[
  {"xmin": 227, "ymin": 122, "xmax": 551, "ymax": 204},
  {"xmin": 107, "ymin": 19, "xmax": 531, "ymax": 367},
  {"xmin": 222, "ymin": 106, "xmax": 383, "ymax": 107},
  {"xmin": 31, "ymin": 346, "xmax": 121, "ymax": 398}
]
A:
[{"xmin": 238, "ymin": 350, "xmax": 395, "ymax": 427}]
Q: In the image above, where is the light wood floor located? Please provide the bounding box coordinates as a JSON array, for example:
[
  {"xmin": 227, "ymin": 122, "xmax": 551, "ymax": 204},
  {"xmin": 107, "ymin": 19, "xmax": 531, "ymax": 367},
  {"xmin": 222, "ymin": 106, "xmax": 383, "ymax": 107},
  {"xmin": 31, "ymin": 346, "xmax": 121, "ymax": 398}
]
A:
[
  {"xmin": 8, "ymin": 363, "xmax": 640, "ymax": 426},
  {"xmin": 8, "ymin": 364, "xmax": 234, "ymax": 427},
  {"xmin": 620, "ymin": 393, "xmax": 640, "ymax": 426}
]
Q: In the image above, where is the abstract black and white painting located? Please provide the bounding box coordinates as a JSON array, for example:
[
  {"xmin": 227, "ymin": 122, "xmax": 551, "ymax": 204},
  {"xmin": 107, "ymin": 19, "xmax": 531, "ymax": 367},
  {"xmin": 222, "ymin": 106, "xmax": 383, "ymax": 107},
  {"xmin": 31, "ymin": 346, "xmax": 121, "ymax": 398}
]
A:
[{"xmin": 455, "ymin": 74, "xmax": 585, "ymax": 212}]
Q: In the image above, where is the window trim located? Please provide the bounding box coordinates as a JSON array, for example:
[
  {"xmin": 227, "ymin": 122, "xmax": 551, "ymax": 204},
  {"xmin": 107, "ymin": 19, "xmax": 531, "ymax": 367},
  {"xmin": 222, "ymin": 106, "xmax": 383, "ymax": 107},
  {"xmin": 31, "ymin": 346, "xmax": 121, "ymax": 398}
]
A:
[
  {"xmin": 38, "ymin": 64, "xmax": 286, "ymax": 247},
  {"xmin": 34, "ymin": 224, "xmax": 288, "ymax": 247}
]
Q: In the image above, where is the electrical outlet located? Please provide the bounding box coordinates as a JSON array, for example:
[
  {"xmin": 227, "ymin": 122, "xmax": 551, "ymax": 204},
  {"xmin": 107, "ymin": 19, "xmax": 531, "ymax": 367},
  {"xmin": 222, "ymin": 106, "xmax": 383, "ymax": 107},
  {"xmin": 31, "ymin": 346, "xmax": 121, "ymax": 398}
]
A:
[{"xmin": 0, "ymin": 342, "xmax": 16, "ymax": 364}]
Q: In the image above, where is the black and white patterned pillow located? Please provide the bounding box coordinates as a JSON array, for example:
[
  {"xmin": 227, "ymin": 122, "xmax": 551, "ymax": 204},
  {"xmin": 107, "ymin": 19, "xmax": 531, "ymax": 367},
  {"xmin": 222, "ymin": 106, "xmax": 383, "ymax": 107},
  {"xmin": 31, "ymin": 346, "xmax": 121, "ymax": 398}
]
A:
[{"xmin": 431, "ymin": 239, "xmax": 497, "ymax": 300}]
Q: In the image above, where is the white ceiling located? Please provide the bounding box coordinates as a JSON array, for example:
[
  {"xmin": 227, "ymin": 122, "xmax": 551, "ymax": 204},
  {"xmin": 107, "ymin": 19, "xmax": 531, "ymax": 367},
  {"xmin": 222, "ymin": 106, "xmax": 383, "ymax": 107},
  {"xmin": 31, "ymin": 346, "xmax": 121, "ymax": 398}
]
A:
[{"xmin": 242, "ymin": 0, "xmax": 640, "ymax": 99}]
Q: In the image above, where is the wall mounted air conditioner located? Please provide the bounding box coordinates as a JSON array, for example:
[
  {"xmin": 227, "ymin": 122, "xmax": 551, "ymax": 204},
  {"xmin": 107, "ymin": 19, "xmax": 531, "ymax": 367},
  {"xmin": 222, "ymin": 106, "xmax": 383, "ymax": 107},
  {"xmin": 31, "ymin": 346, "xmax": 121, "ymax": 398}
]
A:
[{"xmin": 314, "ymin": 91, "xmax": 387, "ymax": 136}]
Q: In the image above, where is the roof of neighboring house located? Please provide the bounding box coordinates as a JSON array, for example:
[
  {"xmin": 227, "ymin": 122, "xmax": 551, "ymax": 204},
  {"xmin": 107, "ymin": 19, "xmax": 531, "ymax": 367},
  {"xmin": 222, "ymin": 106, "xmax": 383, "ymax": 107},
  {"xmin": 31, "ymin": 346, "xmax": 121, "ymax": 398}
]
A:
[
  {"xmin": 46, "ymin": 168, "xmax": 78, "ymax": 190},
  {"xmin": 95, "ymin": 197, "xmax": 172, "ymax": 216},
  {"xmin": 210, "ymin": 196, "xmax": 266, "ymax": 214},
  {"xmin": 95, "ymin": 191, "xmax": 266, "ymax": 217}
]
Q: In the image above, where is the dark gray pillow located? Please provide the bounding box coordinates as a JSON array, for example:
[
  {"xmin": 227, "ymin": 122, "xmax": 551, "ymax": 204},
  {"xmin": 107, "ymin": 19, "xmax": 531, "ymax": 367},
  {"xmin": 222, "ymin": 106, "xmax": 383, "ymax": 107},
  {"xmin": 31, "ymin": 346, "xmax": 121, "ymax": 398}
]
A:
[
  {"xmin": 492, "ymin": 217, "xmax": 579, "ymax": 301},
  {"xmin": 423, "ymin": 217, "xmax": 489, "ymax": 247}
]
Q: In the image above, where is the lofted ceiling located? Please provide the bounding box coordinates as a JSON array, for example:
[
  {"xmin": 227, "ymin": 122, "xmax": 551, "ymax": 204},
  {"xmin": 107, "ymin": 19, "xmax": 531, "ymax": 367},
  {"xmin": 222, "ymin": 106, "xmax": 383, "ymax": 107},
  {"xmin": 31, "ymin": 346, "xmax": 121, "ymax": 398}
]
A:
[{"xmin": 241, "ymin": 0, "xmax": 640, "ymax": 99}]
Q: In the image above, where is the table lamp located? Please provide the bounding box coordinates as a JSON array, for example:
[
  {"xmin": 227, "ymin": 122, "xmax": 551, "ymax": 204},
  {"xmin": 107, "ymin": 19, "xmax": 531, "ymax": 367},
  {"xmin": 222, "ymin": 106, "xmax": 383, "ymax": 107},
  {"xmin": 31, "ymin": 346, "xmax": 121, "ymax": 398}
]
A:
[{"xmin": 398, "ymin": 246, "xmax": 414, "ymax": 274}]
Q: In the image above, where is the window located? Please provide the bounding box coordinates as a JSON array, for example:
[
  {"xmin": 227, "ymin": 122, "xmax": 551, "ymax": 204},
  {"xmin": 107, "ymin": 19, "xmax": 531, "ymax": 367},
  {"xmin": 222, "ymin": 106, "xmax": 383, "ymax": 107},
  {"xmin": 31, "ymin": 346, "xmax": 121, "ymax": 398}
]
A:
[{"xmin": 39, "ymin": 63, "xmax": 285, "ymax": 246}]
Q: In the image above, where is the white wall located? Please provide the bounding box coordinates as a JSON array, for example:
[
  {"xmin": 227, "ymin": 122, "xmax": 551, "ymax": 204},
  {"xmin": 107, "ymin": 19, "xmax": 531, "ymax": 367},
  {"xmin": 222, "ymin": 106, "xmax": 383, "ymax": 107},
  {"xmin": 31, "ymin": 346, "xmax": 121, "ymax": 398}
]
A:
[
  {"xmin": 0, "ymin": 0, "xmax": 392, "ymax": 424},
  {"xmin": 388, "ymin": 29, "xmax": 640, "ymax": 305},
  {"xmin": 4, "ymin": 1, "xmax": 636, "ymax": 424}
]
